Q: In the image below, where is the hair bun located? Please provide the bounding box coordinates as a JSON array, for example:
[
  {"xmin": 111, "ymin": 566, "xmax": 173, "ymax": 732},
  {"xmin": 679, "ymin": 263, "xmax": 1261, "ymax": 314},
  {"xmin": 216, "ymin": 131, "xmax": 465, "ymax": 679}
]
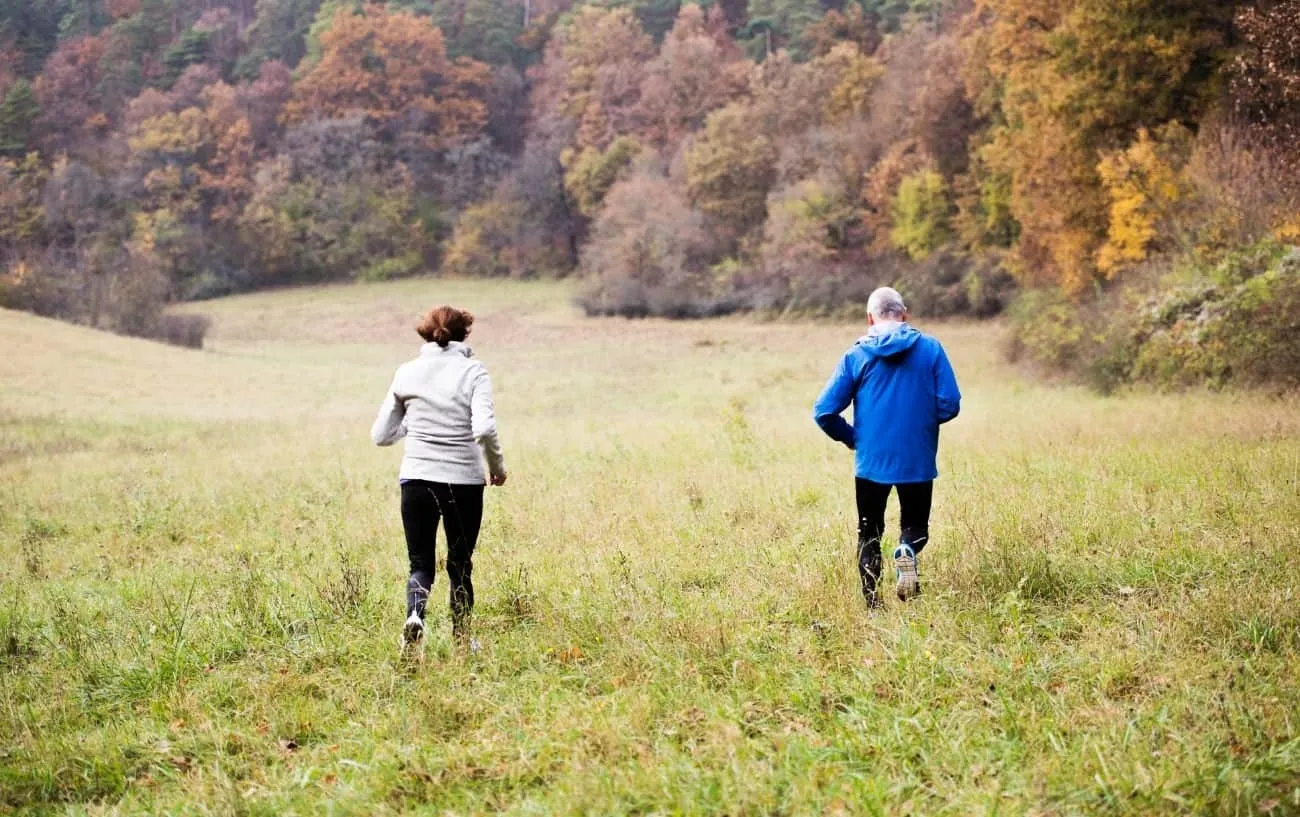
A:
[{"xmin": 416, "ymin": 306, "xmax": 475, "ymax": 347}]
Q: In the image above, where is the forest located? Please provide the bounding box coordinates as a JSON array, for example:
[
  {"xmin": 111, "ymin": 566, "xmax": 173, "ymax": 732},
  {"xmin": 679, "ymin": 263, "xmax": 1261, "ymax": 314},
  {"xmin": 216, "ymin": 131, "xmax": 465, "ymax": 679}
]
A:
[{"xmin": 0, "ymin": 0, "xmax": 1297, "ymax": 387}]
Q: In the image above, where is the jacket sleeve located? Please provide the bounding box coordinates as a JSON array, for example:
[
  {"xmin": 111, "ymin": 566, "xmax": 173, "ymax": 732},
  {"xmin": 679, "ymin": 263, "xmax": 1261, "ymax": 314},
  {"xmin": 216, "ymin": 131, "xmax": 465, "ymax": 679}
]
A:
[
  {"xmin": 370, "ymin": 372, "xmax": 407, "ymax": 446},
  {"xmin": 934, "ymin": 345, "xmax": 961, "ymax": 424},
  {"xmin": 471, "ymin": 366, "xmax": 507, "ymax": 477},
  {"xmin": 813, "ymin": 351, "xmax": 857, "ymax": 449}
]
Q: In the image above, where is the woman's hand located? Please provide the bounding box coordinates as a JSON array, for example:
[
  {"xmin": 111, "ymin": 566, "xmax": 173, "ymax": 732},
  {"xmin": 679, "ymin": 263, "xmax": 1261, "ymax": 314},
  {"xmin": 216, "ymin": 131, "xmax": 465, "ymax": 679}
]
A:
[{"xmin": 490, "ymin": 472, "xmax": 508, "ymax": 486}]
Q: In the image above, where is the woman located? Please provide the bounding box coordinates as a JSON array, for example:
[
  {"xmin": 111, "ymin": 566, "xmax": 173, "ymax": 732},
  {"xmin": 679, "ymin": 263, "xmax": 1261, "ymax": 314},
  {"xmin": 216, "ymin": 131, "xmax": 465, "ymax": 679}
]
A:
[{"xmin": 371, "ymin": 305, "xmax": 507, "ymax": 651}]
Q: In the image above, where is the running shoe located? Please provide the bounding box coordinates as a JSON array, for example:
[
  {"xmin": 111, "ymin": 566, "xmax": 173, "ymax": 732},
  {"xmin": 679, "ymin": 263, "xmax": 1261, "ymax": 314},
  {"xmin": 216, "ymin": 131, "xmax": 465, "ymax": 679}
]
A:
[{"xmin": 894, "ymin": 544, "xmax": 920, "ymax": 602}]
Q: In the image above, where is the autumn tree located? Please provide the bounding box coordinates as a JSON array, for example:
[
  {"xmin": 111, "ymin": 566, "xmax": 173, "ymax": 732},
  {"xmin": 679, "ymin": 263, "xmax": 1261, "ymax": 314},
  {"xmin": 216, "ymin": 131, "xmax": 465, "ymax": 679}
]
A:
[
  {"xmin": 33, "ymin": 35, "xmax": 109, "ymax": 157},
  {"xmin": 740, "ymin": 0, "xmax": 824, "ymax": 60},
  {"xmin": 684, "ymin": 101, "xmax": 778, "ymax": 242},
  {"xmin": 122, "ymin": 70, "xmax": 260, "ymax": 293},
  {"xmin": 967, "ymin": 0, "xmax": 1236, "ymax": 291},
  {"xmin": 199, "ymin": 81, "xmax": 256, "ymax": 225},
  {"xmin": 241, "ymin": 116, "xmax": 424, "ymax": 283},
  {"xmin": 0, "ymin": 0, "xmax": 82, "ymax": 73},
  {"xmin": 0, "ymin": 38, "xmax": 20, "ymax": 96},
  {"xmin": 758, "ymin": 176, "xmax": 859, "ymax": 305},
  {"xmin": 163, "ymin": 28, "xmax": 214, "ymax": 85},
  {"xmin": 531, "ymin": 6, "xmax": 655, "ymax": 151},
  {"xmin": 443, "ymin": 132, "xmax": 579, "ymax": 278},
  {"xmin": 563, "ymin": 136, "xmax": 640, "ymax": 219},
  {"xmin": 635, "ymin": 4, "xmax": 747, "ymax": 149},
  {"xmin": 238, "ymin": 59, "xmax": 293, "ymax": 148},
  {"xmin": 684, "ymin": 43, "xmax": 878, "ymax": 245},
  {"xmin": 578, "ymin": 168, "xmax": 721, "ymax": 318},
  {"xmin": 892, "ymin": 167, "xmax": 954, "ymax": 260},
  {"xmin": 915, "ymin": 33, "xmax": 978, "ymax": 178},
  {"xmin": 41, "ymin": 158, "xmax": 115, "ymax": 325},
  {"xmin": 286, "ymin": 4, "xmax": 491, "ymax": 150},
  {"xmin": 1229, "ymin": 0, "xmax": 1300, "ymax": 174},
  {"xmin": 862, "ymin": 140, "xmax": 928, "ymax": 247},
  {"xmin": 805, "ymin": 6, "xmax": 883, "ymax": 58},
  {"xmin": 0, "ymin": 152, "xmax": 47, "ymax": 252}
]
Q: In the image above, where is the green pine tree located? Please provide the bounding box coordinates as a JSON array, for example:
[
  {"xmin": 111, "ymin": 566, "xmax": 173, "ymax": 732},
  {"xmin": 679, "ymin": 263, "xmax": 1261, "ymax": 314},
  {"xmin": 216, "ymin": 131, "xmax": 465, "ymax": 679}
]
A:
[
  {"xmin": 0, "ymin": 80, "xmax": 40, "ymax": 157},
  {"xmin": 742, "ymin": 0, "xmax": 823, "ymax": 60},
  {"xmin": 857, "ymin": 0, "xmax": 945, "ymax": 33},
  {"xmin": 236, "ymin": 0, "xmax": 326, "ymax": 78},
  {"xmin": 163, "ymin": 28, "xmax": 212, "ymax": 86},
  {"xmin": 431, "ymin": 0, "xmax": 523, "ymax": 65}
]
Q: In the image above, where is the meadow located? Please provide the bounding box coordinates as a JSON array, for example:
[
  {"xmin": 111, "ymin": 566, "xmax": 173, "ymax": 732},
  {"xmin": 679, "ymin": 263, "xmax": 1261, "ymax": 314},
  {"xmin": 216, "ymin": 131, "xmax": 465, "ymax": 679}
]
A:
[{"xmin": 1, "ymin": 279, "xmax": 1298, "ymax": 816}]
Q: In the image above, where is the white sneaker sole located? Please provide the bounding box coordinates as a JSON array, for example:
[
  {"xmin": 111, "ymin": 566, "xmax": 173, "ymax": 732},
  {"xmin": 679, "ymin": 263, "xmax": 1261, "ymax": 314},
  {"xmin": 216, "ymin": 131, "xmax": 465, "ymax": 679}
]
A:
[
  {"xmin": 400, "ymin": 616, "xmax": 425, "ymax": 657},
  {"xmin": 895, "ymin": 555, "xmax": 919, "ymax": 601}
]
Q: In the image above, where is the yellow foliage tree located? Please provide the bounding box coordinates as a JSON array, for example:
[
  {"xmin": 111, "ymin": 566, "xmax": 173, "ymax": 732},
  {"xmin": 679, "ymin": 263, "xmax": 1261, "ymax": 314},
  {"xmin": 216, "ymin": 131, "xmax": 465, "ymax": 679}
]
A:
[
  {"xmin": 1096, "ymin": 125, "xmax": 1191, "ymax": 276},
  {"xmin": 821, "ymin": 43, "xmax": 882, "ymax": 124},
  {"xmin": 562, "ymin": 137, "xmax": 641, "ymax": 219}
]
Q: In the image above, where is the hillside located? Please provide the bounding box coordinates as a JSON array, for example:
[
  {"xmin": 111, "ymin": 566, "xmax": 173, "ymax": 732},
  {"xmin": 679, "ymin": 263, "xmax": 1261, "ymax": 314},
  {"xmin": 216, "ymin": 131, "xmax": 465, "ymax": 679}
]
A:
[{"xmin": 1, "ymin": 0, "xmax": 1296, "ymax": 349}]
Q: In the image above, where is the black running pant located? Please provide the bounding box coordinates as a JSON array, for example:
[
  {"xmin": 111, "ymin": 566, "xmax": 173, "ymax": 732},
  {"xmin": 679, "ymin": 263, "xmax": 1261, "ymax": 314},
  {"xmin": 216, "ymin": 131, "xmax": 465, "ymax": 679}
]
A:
[
  {"xmin": 400, "ymin": 480, "xmax": 484, "ymax": 629},
  {"xmin": 854, "ymin": 478, "xmax": 932, "ymax": 599},
  {"xmin": 855, "ymin": 478, "xmax": 933, "ymax": 556}
]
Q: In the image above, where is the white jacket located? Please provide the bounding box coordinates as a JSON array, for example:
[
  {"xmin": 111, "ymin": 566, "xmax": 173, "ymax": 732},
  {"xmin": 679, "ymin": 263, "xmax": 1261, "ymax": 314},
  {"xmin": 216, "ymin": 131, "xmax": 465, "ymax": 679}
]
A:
[{"xmin": 371, "ymin": 342, "xmax": 506, "ymax": 485}]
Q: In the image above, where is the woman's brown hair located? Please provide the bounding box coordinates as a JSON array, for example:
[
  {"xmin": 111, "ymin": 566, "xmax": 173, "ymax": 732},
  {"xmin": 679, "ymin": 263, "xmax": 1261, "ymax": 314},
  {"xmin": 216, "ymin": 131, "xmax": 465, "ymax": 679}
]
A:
[{"xmin": 416, "ymin": 305, "xmax": 474, "ymax": 347}]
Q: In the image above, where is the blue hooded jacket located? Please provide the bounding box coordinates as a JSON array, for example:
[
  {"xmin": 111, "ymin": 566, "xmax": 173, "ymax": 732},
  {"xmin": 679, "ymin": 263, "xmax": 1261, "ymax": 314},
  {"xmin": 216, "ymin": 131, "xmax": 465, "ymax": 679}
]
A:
[{"xmin": 813, "ymin": 323, "xmax": 961, "ymax": 483}]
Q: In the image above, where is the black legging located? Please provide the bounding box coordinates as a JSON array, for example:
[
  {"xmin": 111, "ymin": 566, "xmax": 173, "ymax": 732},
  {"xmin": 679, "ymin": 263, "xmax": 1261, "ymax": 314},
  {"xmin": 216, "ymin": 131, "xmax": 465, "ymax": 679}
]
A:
[
  {"xmin": 400, "ymin": 480, "xmax": 484, "ymax": 631},
  {"xmin": 855, "ymin": 478, "xmax": 932, "ymax": 597}
]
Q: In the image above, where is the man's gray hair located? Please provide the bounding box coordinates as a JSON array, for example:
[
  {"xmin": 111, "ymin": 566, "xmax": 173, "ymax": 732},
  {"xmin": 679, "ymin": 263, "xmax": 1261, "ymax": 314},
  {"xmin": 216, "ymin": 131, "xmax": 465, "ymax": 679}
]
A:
[{"xmin": 867, "ymin": 287, "xmax": 907, "ymax": 320}]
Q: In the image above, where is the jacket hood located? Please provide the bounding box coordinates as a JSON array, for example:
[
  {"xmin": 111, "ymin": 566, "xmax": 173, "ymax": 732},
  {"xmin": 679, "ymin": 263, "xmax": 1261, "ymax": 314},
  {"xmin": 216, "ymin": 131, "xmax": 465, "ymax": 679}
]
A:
[{"xmin": 856, "ymin": 322, "xmax": 921, "ymax": 359}]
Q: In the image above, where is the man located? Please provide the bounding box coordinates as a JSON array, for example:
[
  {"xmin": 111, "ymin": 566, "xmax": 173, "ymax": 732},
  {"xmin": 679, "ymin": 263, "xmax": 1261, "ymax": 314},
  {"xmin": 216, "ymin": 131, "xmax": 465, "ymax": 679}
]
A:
[{"xmin": 813, "ymin": 287, "xmax": 961, "ymax": 608}]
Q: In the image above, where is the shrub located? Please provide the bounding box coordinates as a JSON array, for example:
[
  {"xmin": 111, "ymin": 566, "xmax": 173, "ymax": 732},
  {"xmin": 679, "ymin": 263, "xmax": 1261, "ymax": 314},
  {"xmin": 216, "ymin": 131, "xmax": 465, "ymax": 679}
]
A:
[
  {"xmin": 889, "ymin": 249, "xmax": 1015, "ymax": 319},
  {"xmin": 1006, "ymin": 287, "xmax": 1093, "ymax": 373},
  {"xmin": 1130, "ymin": 247, "xmax": 1300, "ymax": 389},
  {"xmin": 441, "ymin": 199, "xmax": 520, "ymax": 278},
  {"xmin": 1010, "ymin": 241, "xmax": 1300, "ymax": 391},
  {"xmin": 154, "ymin": 314, "xmax": 212, "ymax": 349},
  {"xmin": 359, "ymin": 252, "xmax": 423, "ymax": 283},
  {"xmin": 576, "ymin": 170, "xmax": 733, "ymax": 318}
]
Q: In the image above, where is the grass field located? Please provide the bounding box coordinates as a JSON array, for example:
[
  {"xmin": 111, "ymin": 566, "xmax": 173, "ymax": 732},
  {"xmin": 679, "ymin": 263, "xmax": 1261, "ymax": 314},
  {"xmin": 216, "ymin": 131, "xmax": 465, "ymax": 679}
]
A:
[{"xmin": 2, "ymin": 279, "xmax": 1299, "ymax": 816}]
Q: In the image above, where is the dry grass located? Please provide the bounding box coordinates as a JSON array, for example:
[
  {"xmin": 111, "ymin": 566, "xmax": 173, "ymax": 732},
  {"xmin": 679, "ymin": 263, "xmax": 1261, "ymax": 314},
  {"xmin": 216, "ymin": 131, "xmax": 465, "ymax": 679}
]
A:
[{"xmin": 1, "ymin": 280, "xmax": 1298, "ymax": 815}]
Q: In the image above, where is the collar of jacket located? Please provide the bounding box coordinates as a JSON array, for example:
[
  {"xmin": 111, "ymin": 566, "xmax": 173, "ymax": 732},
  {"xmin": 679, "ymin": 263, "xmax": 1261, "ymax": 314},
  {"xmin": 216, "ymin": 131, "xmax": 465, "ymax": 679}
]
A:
[
  {"xmin": 420, "ymin": 341, "xmax": 473, "ymax": 358},
  {"xmin": 866, "ymin": 320, "xmax": 905, "ymax": 338},
  {"xmin": 856, "ymin": 321, "xmax": 906, "ymax": 344}
]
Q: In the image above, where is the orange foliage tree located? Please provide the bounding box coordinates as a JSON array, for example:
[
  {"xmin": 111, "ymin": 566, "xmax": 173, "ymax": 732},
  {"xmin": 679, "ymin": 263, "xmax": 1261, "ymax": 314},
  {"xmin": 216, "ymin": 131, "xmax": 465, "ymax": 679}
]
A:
[{"xmin": 285, "ymin": 4, "xmax": 491, "ymax": 150}]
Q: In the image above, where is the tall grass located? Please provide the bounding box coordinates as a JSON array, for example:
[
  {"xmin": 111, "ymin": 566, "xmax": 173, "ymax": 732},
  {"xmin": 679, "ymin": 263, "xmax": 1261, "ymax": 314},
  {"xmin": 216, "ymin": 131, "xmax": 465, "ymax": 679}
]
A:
[{"xmin": 1, "ymin": 280, "xmax": 1298, "ymax": 815}]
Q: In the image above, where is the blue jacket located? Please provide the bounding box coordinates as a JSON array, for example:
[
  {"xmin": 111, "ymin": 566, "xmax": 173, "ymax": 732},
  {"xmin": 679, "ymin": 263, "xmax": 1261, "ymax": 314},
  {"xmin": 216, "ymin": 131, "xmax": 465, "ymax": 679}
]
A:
[{"xmin": 813, "ymin": 323, "xmax": 960, "ymax": 483}]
